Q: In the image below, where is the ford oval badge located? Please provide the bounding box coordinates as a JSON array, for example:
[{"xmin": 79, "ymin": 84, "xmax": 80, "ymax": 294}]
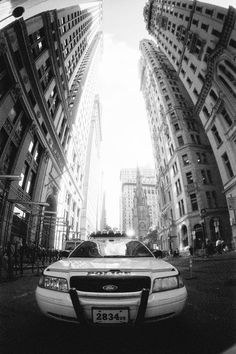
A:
[{"xmin": 102, "ymin": 284, "xmax": 118, "ymax": 291}]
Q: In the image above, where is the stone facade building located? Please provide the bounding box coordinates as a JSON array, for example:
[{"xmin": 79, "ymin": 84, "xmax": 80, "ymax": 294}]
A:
[
  {"xmin": 139, "ymin": 39, "xmax": 231, "ymax": 252},
  {"xmin": 143, "ymin": 0, "xmax": 236, "ymax": 247},
  {"xmin": 0, "ymin": 1, "xmax": 103, "ymax": 250}
]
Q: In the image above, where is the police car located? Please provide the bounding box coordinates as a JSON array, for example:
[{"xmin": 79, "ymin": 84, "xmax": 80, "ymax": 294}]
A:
[{"xmin": 35, "ymin": 231, "xmax": 187, "ymax": 325}]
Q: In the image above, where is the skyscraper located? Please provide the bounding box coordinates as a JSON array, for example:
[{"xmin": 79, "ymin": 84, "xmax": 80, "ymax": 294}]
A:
[
  {"xmin": 140, "ymin": 39, "xmax": 231, "ymax": 252},
  {"xmin": 79, "ymin": 95, "xmax": 103, "ymax": 239},
  {"xmin": 143, "ymin": 0, "xmax": 236, "ymax": 247},
  {"xmin": 0, "ymin": 1, "xmax": 103, "ymax": 250}
]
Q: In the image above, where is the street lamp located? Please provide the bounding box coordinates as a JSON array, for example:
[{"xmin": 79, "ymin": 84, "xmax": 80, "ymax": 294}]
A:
[{"xmin": 0, "ymin": 6, "xmax": 25, "ymax": 23}]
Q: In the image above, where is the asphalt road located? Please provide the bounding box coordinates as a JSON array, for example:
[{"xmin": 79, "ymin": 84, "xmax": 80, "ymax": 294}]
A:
[{"xmin": 0, "ymin": 253, "xmax": 235, "ymax": 354}]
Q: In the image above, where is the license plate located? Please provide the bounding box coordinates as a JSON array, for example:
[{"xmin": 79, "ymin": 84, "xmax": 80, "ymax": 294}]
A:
[{"xmin": 92, "ymin": 308, "xmax": 129, "ymax": 324}]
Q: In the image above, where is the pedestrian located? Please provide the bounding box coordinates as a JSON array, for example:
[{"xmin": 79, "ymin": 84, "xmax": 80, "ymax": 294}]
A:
[
  {"xmin": 216, "ymin": 238, "xmax": 223, "ymax": 254},
  {"xmin": 173, "ymin": 248, "xmax": 179, "ymax": 257},
  {"xmin": 6, "ymin": 241, "xmax": 14, "ymax": 279},
  {"xmin": 189, "ymin": 245, "xmax": 193, "ymax": 256},
  {"xmin": 223, "ymin": 244, "xmax": 229, "ymax": 252}
]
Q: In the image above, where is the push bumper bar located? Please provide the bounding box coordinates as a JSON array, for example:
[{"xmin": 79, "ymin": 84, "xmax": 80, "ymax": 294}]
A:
[{"xmin": 69, "ymin": 288, "xmax": 150, "ymax": 325}]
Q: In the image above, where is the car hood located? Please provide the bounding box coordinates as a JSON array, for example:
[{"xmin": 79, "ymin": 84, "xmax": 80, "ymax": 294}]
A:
[{"xmin": 46, "ymin": 257, "xmax": 176, "ymax": 273}]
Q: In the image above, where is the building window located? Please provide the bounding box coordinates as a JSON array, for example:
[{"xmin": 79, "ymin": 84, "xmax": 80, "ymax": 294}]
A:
[
  {"xmin": 211, "ymin": 125, "xmax": 222, "ymax": 145},
  {"xmin": 202, "ymin": 153, "xmax": 207, "ymax": 164},
  {"xmin": 25, "ymin": 170, "xmax": 36, "ymax": 196},
  {"xmin": 175, "ymin": 178, "xmax": 182, "ymax": 195},
  {"xmin": 186, "ymin": 77, "xmax": 192, "ymax": 88},
  {"xmin": 183, "ymin": 55, "xmax": 189, "ymax": 63},
  {"xmin": 178, "ymin": 199, "xmax": 185, "ymax": 217},
  {"xmin": 229, "ymin": 38, "xmax": 236, "ymax": 49},
  {"xmin": 201, "ymin": 170, "xmax": 207, "ymax": 184},
  {"xmin": 191, "ymin": 134, "xmax": 201, "ymax": 144},
  {"xmin": 222, "ymin": 152, "xmax": 234, "ymax": 178},
  {"xmin": 66, "ymin": 192, "xmax": 71, "ymax": 205},
  {"xmin": 218, "ymin": 72, "xmax": 236, "ymax": 99},
  {"xmin": 172, "ymin": 161, "xmax": 178, "ymax": 175},
  {"xmin": 193, "ymin": 88, "xmax": 199, "ymax": 99},
  {"xmin": 207, "ymin": 170, "xmax": 213, "ymax": 184},
  {"xmin": 212, "ymin": 191, "xmax": 217, "ymax": 207},
  {"xmin": 198, "ymin": 72, "xmax": 205, "ymax": 84},
  {"xmin": 0, "ymin": 55, "xmax": 12, "ymax": 101},
  {"xmin": 165, "ymin": 95, "xmax": 170, "ymax": 101},
  {"xmin": 187, "ymin": 121, "xmax": 196, "ymax": 131},
  {"xmin": 196, "ymin": 153, "xmax": 201, "ymax": 163},
  {"xmin": 19, "ymin": 163, "xmax": 29, "ymax": 189},
  {"xmin": 47, "ymin": 86, "xmax": 60, "ymax": 117},
  {"xmin": 177, "ymin": 135, "xmax": 184, "ymax": 146},
  {"xmin": 221, "ymin": 107, "xmax": 233, "ymax": 127},
  {"xmin": 205, "ymin": 8, "xmax": 214, "ymax": 16},
  {"xmin": 196, "ymin": 6, "xmax": 202, "ymax": 12},
  {"xmin": 28, "ymin": 90, "xmax": 36, "ymax": 108},
  {"xmin": 201, "ymin": 23, "xmax": 209, "ymax": 32},
  {"xmin": 29, "ymin": 28, "xmax": 47, "ymax": 59},
  {"xmin": 174, "ymin": 123, "xmax": 180, "ymax": 131},
  {"xmin": 186, "ymin": 171, "xmax": 193, "ymax": 184},
  {"xmin": 217, "ymin": 12, "xmax": 225, "ymax": 20},
  {"xmin": 38, "ymin": 58, "xmax": 53, "ymax": 91},
  {"xmin": 182, "ymin": 154, "xmax": 190, "ymax": 166},
  {"xmin": 181, "ymin": 69, "xmax": 186, "ymax": 78},
  {"xmin": 209, "ymin": 89, "xmax": 218, "ymax": 102},
  {"xmin": 212, "ymin": 29, "xmax": 221, "ymax": 38},
  {"xmin": 206, "ymin": 191, "xmax": 212, "ymax": 208},
  {"xmin": 190, "ymin": 193, "xmax": 198, "ymax": 211},
  {"xmin": 203, "ymin": 106, "xmax": 210, "ymax": 119}
]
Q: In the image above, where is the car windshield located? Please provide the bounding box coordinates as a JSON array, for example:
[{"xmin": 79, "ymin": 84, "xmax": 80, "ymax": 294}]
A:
[{"xmin": 69, "ymin": 239, "xmax": 153, "ymax": 258}]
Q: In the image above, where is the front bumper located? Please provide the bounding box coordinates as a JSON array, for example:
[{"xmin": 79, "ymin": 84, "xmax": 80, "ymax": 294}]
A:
[{"xmin": 35, "ymin": 286, "xmax": 187, "ymax": 325}]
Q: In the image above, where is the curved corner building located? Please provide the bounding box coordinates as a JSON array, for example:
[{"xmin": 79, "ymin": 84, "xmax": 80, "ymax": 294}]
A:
[
  {"xmin": 139, "ymin": 38, "xmax": 232, "ymax": 252},
  {"xmin": 141, "ymin": 0, "xmax": 236, "ymax": 249}
]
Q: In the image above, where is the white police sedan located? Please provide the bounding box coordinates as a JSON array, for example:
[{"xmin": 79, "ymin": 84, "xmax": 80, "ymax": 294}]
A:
[{"xmin": 35, "ymin": 232, "xmax": 187, "ymax": 325}]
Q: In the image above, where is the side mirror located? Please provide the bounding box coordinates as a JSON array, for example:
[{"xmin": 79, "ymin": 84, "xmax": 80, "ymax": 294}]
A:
[
  {"xmin": 60, "ymin": 250, "xmax": 69, "ymax": 258},
  {"xmin": 153, "ymin": 250, "xmax": 163, "ymax": 258}
]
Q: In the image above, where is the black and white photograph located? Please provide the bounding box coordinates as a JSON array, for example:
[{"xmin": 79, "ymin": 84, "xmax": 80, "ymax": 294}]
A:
[{"xmin": 0, "ymin": 0, "xmax": 235, "ymax": 353}]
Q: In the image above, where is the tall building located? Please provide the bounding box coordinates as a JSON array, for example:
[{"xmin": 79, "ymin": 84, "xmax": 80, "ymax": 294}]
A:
[
  {"xmin": 79, "ymin": 95, "xmax": 102, "ymax": 239},
  {"xmin": 139, "ymin": 39, "xmax": 231, "ymax": 252},
  {"xmin": 120, "ymin": 168, "xmax": 158, "ymax": 238},
  {"xmin": 143, "ymin": 0, "xmax": 236, "ymax": 246},
  {"xmin": 0, "ymin": 1, "xmax": 103, "ymax": 250}
]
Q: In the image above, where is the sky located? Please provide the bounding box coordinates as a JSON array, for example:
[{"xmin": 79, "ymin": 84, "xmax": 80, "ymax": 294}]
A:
[{"xmin": 100, "ymin": 0, "xmax": 154, "ymax": 228}]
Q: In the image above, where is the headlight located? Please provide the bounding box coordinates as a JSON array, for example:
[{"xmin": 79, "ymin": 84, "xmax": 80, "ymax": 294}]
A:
[
  {"xmin": 38, "ymin": 275, "xmax": 69, "ymax": 292},
  {"xmin": 152, "ymin": 275, "xmax": 184, "ymax": 293}
]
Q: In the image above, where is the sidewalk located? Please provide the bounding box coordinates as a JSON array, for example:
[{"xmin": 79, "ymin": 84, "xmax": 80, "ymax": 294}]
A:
[
  {"xmin": 0, "ymin": 261, "xmax": 48, "ymax": 284},
  {"xmin": 163, "ymin": 250, "xmax": 236, "ymax": 267}
]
